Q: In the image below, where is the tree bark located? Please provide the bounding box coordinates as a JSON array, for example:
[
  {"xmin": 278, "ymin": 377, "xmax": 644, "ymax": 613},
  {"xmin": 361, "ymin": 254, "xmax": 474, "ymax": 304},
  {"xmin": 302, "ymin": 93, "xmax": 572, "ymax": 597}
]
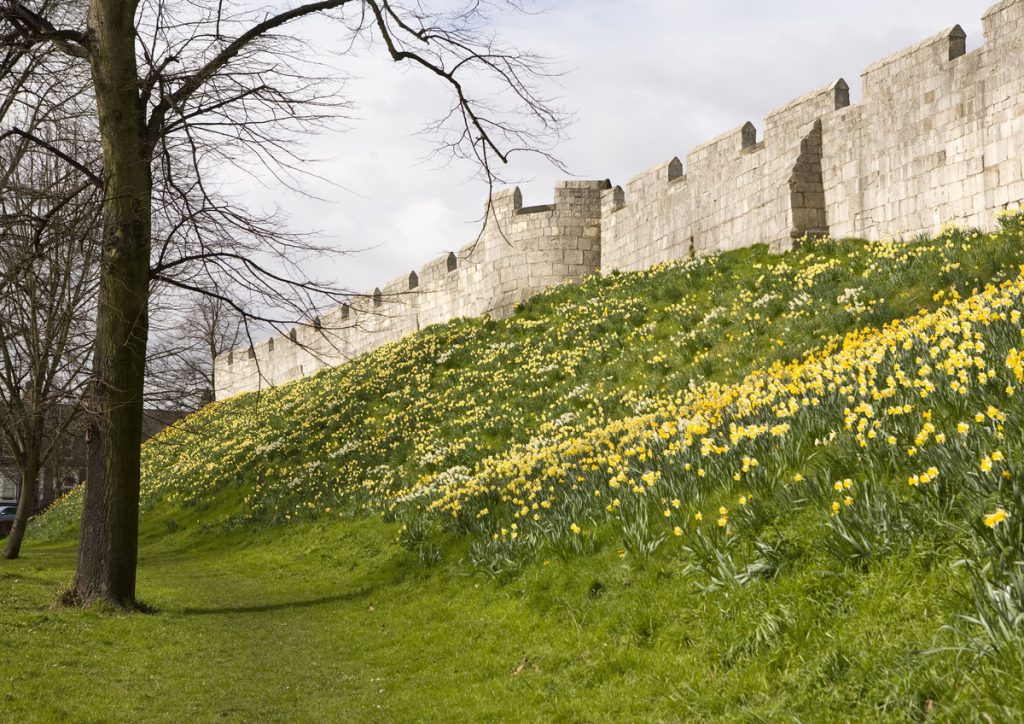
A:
[
  {"xmin": 71, "ymin": 0, "xmax": 151, "ymax": 608},
  {"xmin": 3, "ymin": 429, "xmax": 40, "ymax": 559}
]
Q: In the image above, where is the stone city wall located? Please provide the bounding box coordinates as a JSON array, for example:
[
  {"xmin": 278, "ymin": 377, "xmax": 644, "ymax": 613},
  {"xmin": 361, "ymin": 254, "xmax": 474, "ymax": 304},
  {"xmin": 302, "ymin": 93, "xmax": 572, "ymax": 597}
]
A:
[
  {"xmin": 214, "ymin": 181, "xmax": 606, "ymax": 398},
  {"xmin": 215, "ymin": 0, "xmax": 1024, "ymax": 399},
  {"xmin": 601, "ymin": 0, "xmax": 1024, "ymax": 272},
  {"xmin": 821, "ymin": 1, "xmax": 1024, "ymax": 240}
]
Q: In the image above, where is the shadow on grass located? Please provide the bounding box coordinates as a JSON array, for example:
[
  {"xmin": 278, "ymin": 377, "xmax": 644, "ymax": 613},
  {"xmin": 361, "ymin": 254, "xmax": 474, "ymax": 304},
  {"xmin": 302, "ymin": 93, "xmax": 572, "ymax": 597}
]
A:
[{"xmin": 177, "ymin": 585, "xmax": 375, "ymax": 616}]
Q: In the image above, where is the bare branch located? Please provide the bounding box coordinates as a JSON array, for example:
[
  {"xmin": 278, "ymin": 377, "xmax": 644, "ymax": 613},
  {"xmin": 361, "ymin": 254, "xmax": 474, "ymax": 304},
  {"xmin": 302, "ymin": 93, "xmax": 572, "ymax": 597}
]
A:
[
  {"xmin": 0, "ymin": 1, "xmax": 89, "ymax": 58},
  {"xmin": 0, "ymin": 127, "xmax": 101, "ymax": 187},
  {"xmin": 145, "ymin": 0, "xmax": 355, "ymax": 146}
]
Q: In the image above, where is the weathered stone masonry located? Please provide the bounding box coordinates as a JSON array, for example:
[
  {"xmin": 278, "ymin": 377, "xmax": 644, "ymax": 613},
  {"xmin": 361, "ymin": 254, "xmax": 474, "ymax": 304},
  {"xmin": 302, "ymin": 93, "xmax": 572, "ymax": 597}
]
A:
[{"xmin": 215, "ymin": 0, "xmax": 1024, "ymax": 399}]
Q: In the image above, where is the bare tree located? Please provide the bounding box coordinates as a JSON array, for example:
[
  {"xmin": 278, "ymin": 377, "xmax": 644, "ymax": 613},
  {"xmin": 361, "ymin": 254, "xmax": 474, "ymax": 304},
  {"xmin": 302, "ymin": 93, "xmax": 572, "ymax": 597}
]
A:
[
  {"xmin": 147, "ymin": 292, "xmax": 242, "ymax": 411},
  {"xmin": 0, "ymin": 0, "xmax": 564, "ymax": 607},
  {"xmin": 0, "ymin": 129, "xmax": 100, "ymax": 559}
]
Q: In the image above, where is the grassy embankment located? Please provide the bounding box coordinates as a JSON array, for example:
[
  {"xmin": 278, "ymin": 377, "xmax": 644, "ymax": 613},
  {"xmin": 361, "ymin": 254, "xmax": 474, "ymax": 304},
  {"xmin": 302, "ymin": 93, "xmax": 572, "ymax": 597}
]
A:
[{"xmin": 7, "ymin": 217, "xmax": 1024, "ymax": 720}]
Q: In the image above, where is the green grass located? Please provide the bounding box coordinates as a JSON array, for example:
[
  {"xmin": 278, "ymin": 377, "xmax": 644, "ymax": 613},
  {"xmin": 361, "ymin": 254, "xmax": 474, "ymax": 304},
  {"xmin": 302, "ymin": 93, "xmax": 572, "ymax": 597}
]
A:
[
  {"xmin": 3, "ymin": 517, "xmax": 1016, "ymax": 722},
  {"xmin": 9, "ymin": 219, "xmax": 1024, "ymax": 720}
]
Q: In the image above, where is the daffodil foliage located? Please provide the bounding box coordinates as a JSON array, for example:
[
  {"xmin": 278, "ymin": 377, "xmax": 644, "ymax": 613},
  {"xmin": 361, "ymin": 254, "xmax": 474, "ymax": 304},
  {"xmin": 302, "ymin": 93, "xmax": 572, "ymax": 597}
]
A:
[{"xmin": 37, "ymin": 215, "xmax": 1024, "ymax": 599}]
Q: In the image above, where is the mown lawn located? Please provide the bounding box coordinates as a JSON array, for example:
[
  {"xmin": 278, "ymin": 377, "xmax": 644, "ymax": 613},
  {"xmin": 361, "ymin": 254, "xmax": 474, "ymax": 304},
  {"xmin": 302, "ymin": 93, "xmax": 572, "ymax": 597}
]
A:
[{"xmin": 2, "ymin": 514, "xmax": 1018, "ymax": 722}]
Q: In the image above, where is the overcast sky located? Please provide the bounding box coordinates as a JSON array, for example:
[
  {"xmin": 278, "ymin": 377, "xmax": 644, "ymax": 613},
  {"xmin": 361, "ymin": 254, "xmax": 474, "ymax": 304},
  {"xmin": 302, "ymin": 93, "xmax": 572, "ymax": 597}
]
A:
[{"xmin": 234, "ymin": 0, "xmax": 995, "ymax": 294}]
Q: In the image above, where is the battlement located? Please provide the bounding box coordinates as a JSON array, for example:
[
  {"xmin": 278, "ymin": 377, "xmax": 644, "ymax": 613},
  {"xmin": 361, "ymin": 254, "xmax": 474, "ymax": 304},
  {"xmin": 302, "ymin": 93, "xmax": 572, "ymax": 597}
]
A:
[
  {"xmin": 215, "ymin": 0, "xmax": 1024, "ymax": 400},
  {"xmin": 602, "ymin": 75, "xmax": 851, "ymax": 267},
  {"xmin": 215, "ymin": 180, "xmax": 607, "ymax": 398},
  {"xmin": 764, "ymin": 80, "xmax": 850, "ymax": 139}
]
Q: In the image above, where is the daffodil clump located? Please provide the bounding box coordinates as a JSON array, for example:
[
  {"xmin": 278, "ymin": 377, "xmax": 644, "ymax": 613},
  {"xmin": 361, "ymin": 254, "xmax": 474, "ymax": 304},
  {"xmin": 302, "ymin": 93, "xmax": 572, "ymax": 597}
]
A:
[{"xmin": 422, "ymin": 268, "xmax": 1024, "ymax": 567}]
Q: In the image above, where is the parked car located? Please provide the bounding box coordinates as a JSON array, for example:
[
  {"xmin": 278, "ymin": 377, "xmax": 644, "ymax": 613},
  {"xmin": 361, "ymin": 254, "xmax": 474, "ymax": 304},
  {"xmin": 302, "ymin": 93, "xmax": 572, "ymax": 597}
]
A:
[{"xmin": 0, "ymin": 505, "xmax": 15, "ymax": 536}]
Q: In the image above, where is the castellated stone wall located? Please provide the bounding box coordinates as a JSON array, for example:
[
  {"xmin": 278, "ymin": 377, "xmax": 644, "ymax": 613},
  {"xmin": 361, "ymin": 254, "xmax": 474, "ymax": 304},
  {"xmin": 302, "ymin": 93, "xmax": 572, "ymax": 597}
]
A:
[
  {"xmin": 600, "ymin": 82, "xmax": 841, "ymax": 268},
  {"xmin": 214, "ymin": 180, "xmax": 606, "ymax": 399},
  {"xmin": 602, "ymin": 0, "xmax": 1024, "ymax": 271},
  {"xmin": 215, "ymin": 0, "xmax": 1024, "ymax": 400},
  {"xmin": 821, "ymin": 1, "xmax": 1024, "ymax": 240}
]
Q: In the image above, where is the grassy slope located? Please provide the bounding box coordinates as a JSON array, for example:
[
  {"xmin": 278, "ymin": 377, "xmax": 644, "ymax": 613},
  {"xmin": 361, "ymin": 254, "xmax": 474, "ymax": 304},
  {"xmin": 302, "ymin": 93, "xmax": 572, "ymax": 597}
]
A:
[{"xmin": 8, "ymin": 220, "xmax": 1024, "ymax": 721}]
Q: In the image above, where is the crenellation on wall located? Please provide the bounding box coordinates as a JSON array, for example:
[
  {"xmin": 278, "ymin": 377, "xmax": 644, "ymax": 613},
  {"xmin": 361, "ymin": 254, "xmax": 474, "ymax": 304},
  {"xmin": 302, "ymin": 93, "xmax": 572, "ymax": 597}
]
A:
[
  {"xmin": 215, "ymin": 0, "xmax": 1024, "ymax": 400},
  {"xmin": 764, "ymin": 80, "xmax": 849, "ymax": 140},
  {"xmin": 948, "ymin": 25, "xmax": 968, "ymax": 61},
  {"xmin": 666, "ymin": 157, "xmax": 684, "ymax": 182},
  {"xmin": 487, "ymin": 186, "xmax": 523, "ymax": 219},
  {"xmin": 215, "ymin": 179, "xmax": 609, "ymax": 398},
  {"xmin": 602, "ymin": 75, "xmax": 856, "ymax": 269},
  {"xmin": 687, "ymin": 122, "xmax": 757, "ymax": 168},
  {"xmin": 824, "ymin": 1, "xmax": 1024, "ymax": 241},
  {"xmin": 418, "ymin": 252, "xmax": 453, "ymax": 286},
  {"xmin": 861, "ymin": 27, "xmax": 964, "ymax": 99}
]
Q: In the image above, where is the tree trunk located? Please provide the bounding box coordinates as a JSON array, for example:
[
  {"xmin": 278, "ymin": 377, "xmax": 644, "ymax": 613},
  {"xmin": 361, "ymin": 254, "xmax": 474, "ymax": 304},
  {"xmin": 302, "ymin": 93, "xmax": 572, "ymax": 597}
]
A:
[
  {"xmin": 71, "ymin": 0, "xmax": 152, "ymax": 608},
  {"xmin": 3, "ymin": 435, "xmax": 40, "ymax": 560}
]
